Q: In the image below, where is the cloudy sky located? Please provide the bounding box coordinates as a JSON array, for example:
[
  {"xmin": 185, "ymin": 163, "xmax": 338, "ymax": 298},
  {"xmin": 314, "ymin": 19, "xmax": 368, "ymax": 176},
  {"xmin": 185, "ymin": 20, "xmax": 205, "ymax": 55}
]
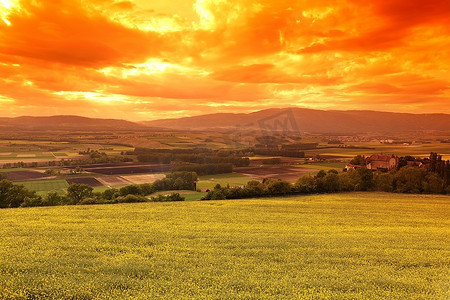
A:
[{"xmin": 0, "ymin": 0, "xmax": 449, "ymax": 120}]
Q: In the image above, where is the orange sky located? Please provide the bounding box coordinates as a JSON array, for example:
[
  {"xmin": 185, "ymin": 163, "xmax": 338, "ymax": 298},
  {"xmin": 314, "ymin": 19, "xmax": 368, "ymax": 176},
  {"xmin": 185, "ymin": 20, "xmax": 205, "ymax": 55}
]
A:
[{"xmin": 0, "ymin": 0, "xmax": 449, "ymax": 120}]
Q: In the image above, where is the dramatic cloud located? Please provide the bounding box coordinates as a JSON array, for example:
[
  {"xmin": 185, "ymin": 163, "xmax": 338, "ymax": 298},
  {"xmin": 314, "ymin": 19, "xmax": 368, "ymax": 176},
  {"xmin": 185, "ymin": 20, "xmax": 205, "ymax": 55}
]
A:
[{"xmin": 0, "ymin": 0, "xmax": 449, "ymax": 120}]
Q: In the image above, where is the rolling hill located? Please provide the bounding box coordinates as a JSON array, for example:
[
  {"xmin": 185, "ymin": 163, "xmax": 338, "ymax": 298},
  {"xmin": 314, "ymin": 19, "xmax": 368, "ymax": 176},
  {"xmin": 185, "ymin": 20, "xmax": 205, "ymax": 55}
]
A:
[
  {"xmin": 0, "ymin": 115, "xmax": 148, "ymax": 131},
  {"xmin": 1, "ymin": 108, "xmax": 449, "ymax": 133},
  {"xmin": 143, "ymin": 108, "xmax": 450, "ymax": 134}
]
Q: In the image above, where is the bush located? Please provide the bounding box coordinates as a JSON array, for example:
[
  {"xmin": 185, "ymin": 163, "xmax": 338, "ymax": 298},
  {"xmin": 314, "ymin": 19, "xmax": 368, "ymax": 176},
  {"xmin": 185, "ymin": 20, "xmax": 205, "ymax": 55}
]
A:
[
  {"xmin": 119, "ymin": 185, "xmax": 142, "ymax": 196},
  {"xmin": 266, "ymin": 179, "xmax": 292, "ymax": 195},
  {"xmin": 44, "ymin": 192, "xmax": 67, "ymax": 206},
  {"xmin": 139, "ymin": 183, "xmax": 155, "ymax": 195},
  {"xmin": 102, "ymin": 188, "xmax": 119, "ymax": 200},
  {"xmin": 116, "ymin": 194, "xmax": 148, "ymax": 203},
  {"xmin": 150, "ymin": 193, "xmax": 185, "ymax": 202},
  {"xmin": 261, "ymin": 158, "xmax": 281, "ymax": 165},
  {"xmin": 21, "ymin": 196, "xmax": 44, "ymax": 207},
  {"xmin": 295, "ymin": 176, "xmax": 317, "ymax": 193},
  {"xmin": 202, "ymin": 190, "xmax": 226, "ymax": 200},
  {"xmin": 78, "ymin": 197, "xmax": 100, "ymax": 205}
]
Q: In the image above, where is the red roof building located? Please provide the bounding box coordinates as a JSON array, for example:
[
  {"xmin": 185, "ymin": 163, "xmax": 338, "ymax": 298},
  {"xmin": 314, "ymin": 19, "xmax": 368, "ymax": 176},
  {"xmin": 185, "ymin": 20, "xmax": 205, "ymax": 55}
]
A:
[{"xmin": 366, "ymin": 154, "xmax": 399, "ymax": 170}]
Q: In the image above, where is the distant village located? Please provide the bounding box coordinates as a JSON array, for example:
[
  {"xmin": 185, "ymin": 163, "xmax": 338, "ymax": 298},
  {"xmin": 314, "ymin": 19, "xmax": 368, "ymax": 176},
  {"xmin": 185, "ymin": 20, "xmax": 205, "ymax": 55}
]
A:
[{"xmin": 345, "ymin": 152, "xmax": 447, "ymax": 172}]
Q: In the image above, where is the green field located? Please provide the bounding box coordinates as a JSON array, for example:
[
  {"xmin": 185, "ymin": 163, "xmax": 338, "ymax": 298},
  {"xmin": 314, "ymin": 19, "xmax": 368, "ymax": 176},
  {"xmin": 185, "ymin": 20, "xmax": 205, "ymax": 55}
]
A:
[
  {"xmin": 16, "ymin": 179, "xmax": 69, "ymax": 192},
  {"xmin": 0, "ymin": 168, "xmax": 26, "ymax": 173},
  {"xmin": 305, "ymin": 142, "xmax": 450, "ymax": 159},
  {"xmin": 149, "ymin": 190, "xmax": 207, "ymax": 201},
  {"xmin": 295, "ymin": 162, "xmax": 346, "ymax": 171},
  {"xmin": 197, "ymin": 173, "xmax": 253, "ymax": 190},
  {"xmin": 0, "ymin": 193, "xmax": 449, "ymax": 299},
  {"xmin": 52, "ymin": 152, "xmax": 68, "ymax": 157}
]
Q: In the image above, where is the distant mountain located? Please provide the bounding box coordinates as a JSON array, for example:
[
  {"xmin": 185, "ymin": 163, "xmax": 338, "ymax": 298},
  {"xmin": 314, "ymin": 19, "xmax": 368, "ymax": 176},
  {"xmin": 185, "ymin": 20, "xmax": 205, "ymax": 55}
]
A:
[
  {"xmin": 0, "ymin": 115, "xmax": 148, "ymax": 131},
  {"xmin": 142, "ymin": 108, "xmax": 450, "ymax": 134},
  {"xmin": 2, "ymin": 109, "xmax": 449, "ymax": 133}
]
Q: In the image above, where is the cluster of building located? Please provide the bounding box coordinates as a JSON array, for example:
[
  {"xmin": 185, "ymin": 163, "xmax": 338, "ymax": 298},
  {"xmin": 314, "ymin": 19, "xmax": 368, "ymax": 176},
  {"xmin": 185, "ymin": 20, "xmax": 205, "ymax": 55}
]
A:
[{"xmin": 345, "ymin": 154, "xmax": 427, "ymax": 171}]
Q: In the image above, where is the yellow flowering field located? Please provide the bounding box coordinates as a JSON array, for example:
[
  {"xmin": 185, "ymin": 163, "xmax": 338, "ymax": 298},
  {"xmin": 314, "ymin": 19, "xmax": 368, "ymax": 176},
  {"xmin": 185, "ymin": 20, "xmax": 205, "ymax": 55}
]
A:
[{"xmin": 0, "ymin": 193, "xmax": 449, "ymax": 299}]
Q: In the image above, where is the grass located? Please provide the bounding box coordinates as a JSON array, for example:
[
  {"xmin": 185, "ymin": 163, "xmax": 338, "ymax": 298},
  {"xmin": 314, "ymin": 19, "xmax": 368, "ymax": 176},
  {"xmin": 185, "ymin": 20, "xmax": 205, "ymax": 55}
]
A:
[
  {"xmin": 197, "ymin": 173, "xmax": 253, "ymax": 190},
  {"xmin": 16, "ymin": 179, "xmax": 69, "ymax": 192},
  {"xmin": 52, "ymin": 152, "xmax": 68, "ymax": 157},
  {"xmin": 0, "ymin": 192, "xmax": 448, "ymax": 299},
  {"xmin": 295, "ymin": 162, "xmax": 346, "ymax": 171},
  {"xmin": 0, "ymin": 168, "xmax": 26, "ymax": 173},
  {"xmin": 149, "ymin": 190, "xmax": 207, "ymax": 201}
]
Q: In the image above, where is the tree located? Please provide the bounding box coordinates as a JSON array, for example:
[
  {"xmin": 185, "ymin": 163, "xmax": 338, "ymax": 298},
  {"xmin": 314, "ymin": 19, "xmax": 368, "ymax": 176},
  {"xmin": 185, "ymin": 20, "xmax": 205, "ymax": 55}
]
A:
[
  {"xmin": 139, "ymin": 184, "xmax": 154, "ymax": 195},
  {"xmin": 245, "ymin": 180, "xmax": 265, "ymax": 196},
  {"xmin": 266, "ymin": 179, "xmax": 292, "ymax": 195},
  {"xmin": 295, "ymin": 176, "xmax": 317, "ymax": 193},
  {"xmin": 323, "ymin": 173, "xmax": 339, "ymax": 193},
  {"xmin": 374, "ymin": 173, "xmax": 394, "ymax": 192},
  {"xmin": 67, "ymin": 184, "xmax": 93, "ymax": 204},
  {"xmin": 172, "ymin": 177, "xmax": 186, "ymax": 190},
  {"xmin": 44, "ymin": 192, "xmax": 67, "ymax": 206},
  {"xmin": 354, "ymin": 168, "xmax": 374, "ymax": 191},
  {"xmin": 423, "ymin": 173, "xmax": 443, "ymax": 194},
  {"xmin": 119, "ymin": 185, "xmax": 142, "ymax": 196},
  {"xmin": 350, "ymin": 155, "xmax": 365, "ymax": 166},
  {"xmin": 102, "ymin": 188, "xmax": 119, "ymax": 200},
  {"xmin": 315, "ymin": 170, "xmax": 327, "ymax": 179},
  {"xmin": 338, "ymin": 172, "xmax": 355, "ymax": 191},
  {"xmin": 0, "ymin": 180, "xmax": 38, "ymax": 208},
  {"xmin": 393, "ymin": 166, "xmax": 425, "ymax": 193}
]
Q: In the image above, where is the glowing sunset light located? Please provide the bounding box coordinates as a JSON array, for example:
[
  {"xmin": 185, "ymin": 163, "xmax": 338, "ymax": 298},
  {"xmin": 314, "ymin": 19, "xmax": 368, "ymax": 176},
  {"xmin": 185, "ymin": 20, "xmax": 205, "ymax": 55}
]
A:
[{"xmin": 0, "ymin": 0, "xmax": 449, "ymax": 120}]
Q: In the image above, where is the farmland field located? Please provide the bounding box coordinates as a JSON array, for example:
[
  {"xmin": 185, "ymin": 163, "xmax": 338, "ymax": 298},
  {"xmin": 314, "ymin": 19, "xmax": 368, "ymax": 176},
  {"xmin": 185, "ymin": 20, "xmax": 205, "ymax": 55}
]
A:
[
  {"xmin": 66, "ymin": 177, "xmax": 104, "ymax": 187},
  {"xmin": 6, "ymin": 170, "xmax": 50, "ymax": 181},
  {"xmin": 305, "ymin": 142, "xmax": 450, "ymax": 160},
  {"xmin": 294, "ymin": 161, "xmax": 347, "ymax": 171},
  {"xmin": 16, "ymin": 179, "xmax": 69, "ymax": 192},
  {"xmin": 79, "ymin": 163, "xmax": 172, "ymax": 175},
  {"xmin": 235, "ymin": 166, "xmax": 314, "ymax": 182},
  {"xmin": 96, "ymin": 176, "xmax": 132, "ymax": 187},
  {"xmin": 197, "ymin": 173, "xmax": 253, "ymax": 190},
  {"xmin": 0, "ymin": 193, "xmax": 448, "ymax": 299},
  {"xmin": 121, "ymin": 174, "xmax": 166, "ymax": 185}
]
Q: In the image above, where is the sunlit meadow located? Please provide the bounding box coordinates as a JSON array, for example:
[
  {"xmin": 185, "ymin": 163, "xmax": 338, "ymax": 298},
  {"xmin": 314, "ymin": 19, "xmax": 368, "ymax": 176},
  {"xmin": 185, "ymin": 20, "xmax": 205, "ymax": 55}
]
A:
[{"xmin": 0, "ymin": 192, "xmax": 449, "ymax": 299}]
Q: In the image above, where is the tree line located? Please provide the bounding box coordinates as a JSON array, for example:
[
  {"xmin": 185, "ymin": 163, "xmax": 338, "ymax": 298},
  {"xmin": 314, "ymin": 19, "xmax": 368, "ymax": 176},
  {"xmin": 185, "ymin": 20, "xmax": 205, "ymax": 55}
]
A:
[
  {"xmin": 0, "ymin": 172, "xmax": 197, "ymax": 209},
  {"xmin": 133, "ymin": 148, "xmax": 250, "ymax": 167},
  {"xmin": 202, "ymin": 164, "xmax": 450, "ymax": 200},
  {"xmin": 1, "ymin": 150, "xmax": 132, "ymax": 169}
]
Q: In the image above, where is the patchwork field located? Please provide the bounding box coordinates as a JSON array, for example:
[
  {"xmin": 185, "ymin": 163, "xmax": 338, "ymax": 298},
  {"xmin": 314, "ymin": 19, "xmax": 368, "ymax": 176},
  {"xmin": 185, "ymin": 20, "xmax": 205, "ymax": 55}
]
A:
[
  {"xmin": 16, "ymin": 179, "xmax": 69, "ymax": 192},
  {"xmin": 0, "ymin": 138, "xmax": 134, "ymax": 165},
  {"xmin": 305, "ymin": 142, "xmax": 450, "ymax": 160},
  {"xmin": 81, "ymin": 163, "xmax": 172, "ymax": 175},
  {"xmin": 121, "ymin": 174, "xmax": 166, "ymax": 185},
  {"xmin": 197, "ymin": 173, "xmax": 253, "ymax": 190},
  {"xmin": 66, "ymin": 177, "xmax": 103, "ymax": 187},
  {"xmin": 96, "ymin": 176, "xmax": 132, "ymax": 187},
  {"xmin": 6, "ymin": 170, "xmax": 50, "ymax": 181},
  {"xmin": 294, "ymin": 161, "xmax": 347, "ymax": 171},
  {"xmin": 0, "ymin": 193, "xmax": 448, "ymax": 299},
  {"xmin": 235, "ymin": 166, "xmax": 315, "ymax": 182}
]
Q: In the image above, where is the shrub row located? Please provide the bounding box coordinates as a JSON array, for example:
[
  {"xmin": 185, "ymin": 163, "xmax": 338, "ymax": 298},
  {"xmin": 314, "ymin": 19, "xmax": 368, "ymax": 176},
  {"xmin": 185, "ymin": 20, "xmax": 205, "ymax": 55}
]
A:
[
  {"xmin": 202, "ymin": 167, "xmax": 450, "ymax": 200},
  {"xmin": 1, "ymin": 171, "xmax": 196, "ymax": 208}
]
